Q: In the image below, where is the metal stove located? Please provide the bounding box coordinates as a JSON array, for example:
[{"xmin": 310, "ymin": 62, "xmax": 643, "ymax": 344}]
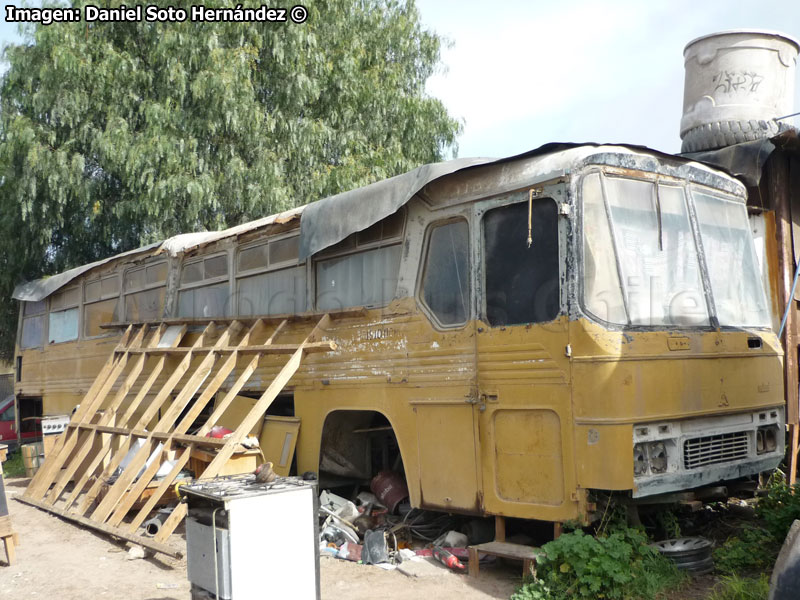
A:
[
  {"xmin": 182, "ymin": 474, "xmax": 319, "ymax": 600},
  {"xmin": 41, "ymin": 414, "xmax": 70, "ymax": 435}
]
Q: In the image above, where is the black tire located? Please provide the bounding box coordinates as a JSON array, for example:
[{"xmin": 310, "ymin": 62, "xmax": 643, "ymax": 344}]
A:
[{"xmin": 680, "ymin": 119, "xmax": 785, "ymax": 152}]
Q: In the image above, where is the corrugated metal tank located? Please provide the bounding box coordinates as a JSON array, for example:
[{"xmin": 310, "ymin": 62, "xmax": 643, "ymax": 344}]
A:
[{"xmin": 680, "ymin": 30, "xmax": 799, "ymax": 152}]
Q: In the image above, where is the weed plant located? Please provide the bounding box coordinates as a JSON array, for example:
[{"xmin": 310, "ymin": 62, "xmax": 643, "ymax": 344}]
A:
[
  {"xmin": 714, "ymin": 472, "xmax": 800, "ymax": 576},
  {"xmin": 708, "ymin": 574, "xmax": 769, "ymax": 600},
  {"xmin": 2, "ymin": 449, "xmax": 24, "ymax": 478},
  {"xmin": 510, "ymin": 523, "xmax": 685, "ymax": 600}
]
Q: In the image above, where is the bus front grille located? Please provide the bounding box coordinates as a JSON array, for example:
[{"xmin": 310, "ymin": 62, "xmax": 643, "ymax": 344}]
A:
[{"xmin": 683, "ymin": 431, "xmax": 749, "ymax": 470}]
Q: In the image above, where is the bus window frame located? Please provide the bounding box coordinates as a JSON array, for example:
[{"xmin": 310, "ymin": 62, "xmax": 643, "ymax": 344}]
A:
[
  {"xmin": 575, "ymin": 168, "xmax": 767, "ymax": 332},
  {"xmin": 19, "ymin": 300, "xmax": 46, "ymax": 350},
  {"xmin": 416, "ymin": 216, "xmax": 472, "ymax": 330},
  {"xmin": 122, "ymin": 260, "xmax": 169, "ymax": 323},
  {"xmin": 235, "ymin": 234, "xmax": 307, "ymax": 316},
  {"xmin": 479, "ymin": 195, "xmax": 562, "ymax": 328},
  {"xmin": 177, "ymin": 251, "xmax": 233, "ymax": 319},
  {"xmin": 313, "ymin": 210, "xmax": 406, "ymax": 311},
  {"xmin": 47, "ymin": 285, "xmax": 81, "ymax": 345},
  {"xmin": 82, "ymin": 273, "xmax": 121, "ymax": 340}
]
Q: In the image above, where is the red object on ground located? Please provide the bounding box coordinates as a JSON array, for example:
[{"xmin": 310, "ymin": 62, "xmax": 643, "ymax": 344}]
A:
[
  {"xmin": 369, "ymin": 470, "xmax": 409, "ymax": 513},
  {"xmin": 432, "ymin": 546, "xmax": 466, "ymax": 571},
  {"xmin": 415, "ymin": 547, "xmax": 469, "ymax": 560},
  {"xmin": 338, "ymin": 542, "xmax": 363, "ymax": 562},
  {"xmin": 207, "ymin": 425, "xmax": 233, "ymax": 438}
]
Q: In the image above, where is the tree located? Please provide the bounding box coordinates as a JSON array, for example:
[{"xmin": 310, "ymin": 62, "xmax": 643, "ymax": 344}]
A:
[{"xmin": 0, "ymin": 0, "xmax": 461, "ymax": 358}]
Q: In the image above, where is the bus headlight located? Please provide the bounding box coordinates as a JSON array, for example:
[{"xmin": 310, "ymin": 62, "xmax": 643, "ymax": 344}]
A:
[
  {"xmin": 649, "ymin": 442, "xmax": 668, "ymax": 473},
  {"xmin": 756, "ymin": 426, "xmax": 778, "ymax": 454},
  {"xmin": 633, "ymin": 440, "xmax": 672, "ymax": 476},
  {"xmin": 634, "ymin": 444, "xmax": 648, "ymax": 476}
]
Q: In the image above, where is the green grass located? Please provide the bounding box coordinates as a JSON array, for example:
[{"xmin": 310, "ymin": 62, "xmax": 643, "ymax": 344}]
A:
[
  {"xmin": 627, "ymin": 552, "xmax": 688, "ymax": 599},
  {"xmin": 709, "ymin": 574, "xmax": 769, "ymax": 600},
  {"xmin": 2, "ymin": 449, "xmax": 25, "ymax": 478}
]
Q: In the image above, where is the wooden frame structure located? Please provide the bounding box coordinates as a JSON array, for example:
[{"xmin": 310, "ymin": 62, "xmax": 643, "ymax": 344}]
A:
[
  {"xmin": 750, "ymin": 146, "xmax": 800, "ymax": 484},
  {"xmin": 18, "ymin": 315, "xmax": 334, "ymax": 556}
]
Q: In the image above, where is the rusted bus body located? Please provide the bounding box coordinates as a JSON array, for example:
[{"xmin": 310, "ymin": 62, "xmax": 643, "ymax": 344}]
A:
[{"xmin": 13, "ymin": 144, "xmax": 785, "ymax": 523}]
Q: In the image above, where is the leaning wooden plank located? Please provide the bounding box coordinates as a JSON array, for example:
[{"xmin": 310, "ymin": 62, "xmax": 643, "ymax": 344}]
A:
[
  {"xmin": 45, "ymin": 327, "xmax": 158, "ymax": 503},
  {"xmin": 203, "ymin": 355, "xmax": 262, "ymax": 428},
  {"xmin": 15, "ymin": 495, "xmax": 181, "ymax": 558},
  {"xmin": 154, "ymin": 316, "xmax": 331, "ymax": 543},
  {"xmin": 205, "ymin": 346, "xmax": 306, "ymax": 472},
  {"xmin": 25, "ymin": 325, "xmax": 141, "ymax": 500},
  {"xmin": 69, "ymin": 324, "xmax": 135, "ymax": 424},
  {"xmin": 72, "ymin": 425, "xmax": 229, "ymax": 447},
  {"xmin": 121, "ymin": 325, "xmax": 189, "ymax": 427},
  {"xmin": 153, "ymin": 349, "xmax": 305, "ymax": 542},
  {"xmin": 74, "ymin": 323, "xmax": 207, "ymax": 515},
  {"xmin": 125, "ymin": 447, "xmax": 192, "ymax": 534},
  {"xmin": 90, "ymin": 322, "xmax": 238, "ymax": 523},
  {"xmin": 123, "ymin": 321, "xmax": 269, "ymax": 532},
  {"xmin": 107, "ymin": 320, "xmax": 263, "ymax": 527},
  {"xmin": 63, "ymin": 326, "xmax": 188, "ymax": 512},
  {"xmin": 106, "ymin": 336, "xmax": 249, "ymax": 528},
  {"xmin": 27, "ymin": 326, "xmax": 137, "ymax": 498}
]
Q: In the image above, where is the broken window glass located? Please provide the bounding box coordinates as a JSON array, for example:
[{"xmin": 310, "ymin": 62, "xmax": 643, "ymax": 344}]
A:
[
  {"xmin": 421, "ymin": 220, "xmax": 469, "ymax": 326},
  {"xmin": 484, "ymin": 199, "xmax": 559, "ymax": 326}
]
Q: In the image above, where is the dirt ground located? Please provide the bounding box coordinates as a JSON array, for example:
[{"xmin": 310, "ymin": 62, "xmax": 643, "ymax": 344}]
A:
[{"xmin": 0, "ymin": 477, "xmax": 518, "ymax": 600}]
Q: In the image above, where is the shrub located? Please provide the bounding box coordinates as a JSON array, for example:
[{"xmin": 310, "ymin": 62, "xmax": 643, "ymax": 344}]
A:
[
  {"xmin": 713, "ymin": 525, "xmax": 779, "ymax": 575},
  {"xmin": 713, "ymin": 472, "xmax": 800, "ymax": 577},
  {"xmin": 2, "ymin": 449, "xmax": 25, "ymax": 478},
  {"xmin": 756, "ymin": 473, "xmax": 800, "ymax": 542},
  {"xmin": 511, "ymin": 528, "xmax": 684, "ymax": 600}
]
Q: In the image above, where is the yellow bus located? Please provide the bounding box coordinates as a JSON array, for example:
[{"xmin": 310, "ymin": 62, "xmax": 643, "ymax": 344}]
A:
[{"xmin": 13, "ymin": 143, "xmax": 785, "ymax": 524}]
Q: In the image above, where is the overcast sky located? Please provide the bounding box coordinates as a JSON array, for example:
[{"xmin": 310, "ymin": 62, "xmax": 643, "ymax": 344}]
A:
[
  {"xmin": 2, "ymin": 1, "xmax": 799, "ymax": 160},
  {"xmin": 416, "ymin": 0, "xmax": 800, "ymax": 158}
]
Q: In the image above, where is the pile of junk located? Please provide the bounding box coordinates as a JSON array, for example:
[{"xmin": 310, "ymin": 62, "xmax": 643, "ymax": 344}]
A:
[{"xmin": 317, "ymin": 469, "xmax": 500, "ymax": 573}]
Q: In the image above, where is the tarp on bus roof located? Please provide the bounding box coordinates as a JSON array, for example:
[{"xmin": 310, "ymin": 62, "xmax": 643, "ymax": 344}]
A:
[
  {"xmin": 13, "ymin": 141, "xmax": 721, "ymax": 302},
  {"xmin": 12, "ymin": 206, "xmax": 304, "ymax": 302}
]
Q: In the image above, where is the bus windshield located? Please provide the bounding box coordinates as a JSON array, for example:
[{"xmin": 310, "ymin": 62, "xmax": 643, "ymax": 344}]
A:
[{"xmin": 582, "ymin": 172, "xmax": 770, "ymax": 328}]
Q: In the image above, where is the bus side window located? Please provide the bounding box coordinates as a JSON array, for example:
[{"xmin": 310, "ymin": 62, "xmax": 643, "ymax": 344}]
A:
[
  {"xmin": 420, "ymin": 220, "xmax": 470, "ymax": 327},
  {"xmin": 124, "ymin": 262, "xmax": 168, "ymax": 322},
  {"xmin": 177, "ymin": 254, "xmax": 230, "ymax": 318},
  {"xmin": 20, "ymin": 300, "xmax": 46, "ymax": 349},
  {"xmin": 48, "ymin": 286, "xmax": 80, "ymax": 344},
  {"xmin": 484, "ymin": 199, "xmax": 559, "ymax": 326}
]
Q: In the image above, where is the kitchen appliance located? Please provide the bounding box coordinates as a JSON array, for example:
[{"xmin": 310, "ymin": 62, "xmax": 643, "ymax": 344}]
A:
[{"xmin": 181, "ymin": 474, "xmax": 319, "ymax": 600}]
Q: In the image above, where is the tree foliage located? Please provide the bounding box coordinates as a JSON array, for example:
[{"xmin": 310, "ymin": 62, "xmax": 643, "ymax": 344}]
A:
[{"xmin": 0, "ymin": 0, "xmax": 461, "ymax": 358}]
